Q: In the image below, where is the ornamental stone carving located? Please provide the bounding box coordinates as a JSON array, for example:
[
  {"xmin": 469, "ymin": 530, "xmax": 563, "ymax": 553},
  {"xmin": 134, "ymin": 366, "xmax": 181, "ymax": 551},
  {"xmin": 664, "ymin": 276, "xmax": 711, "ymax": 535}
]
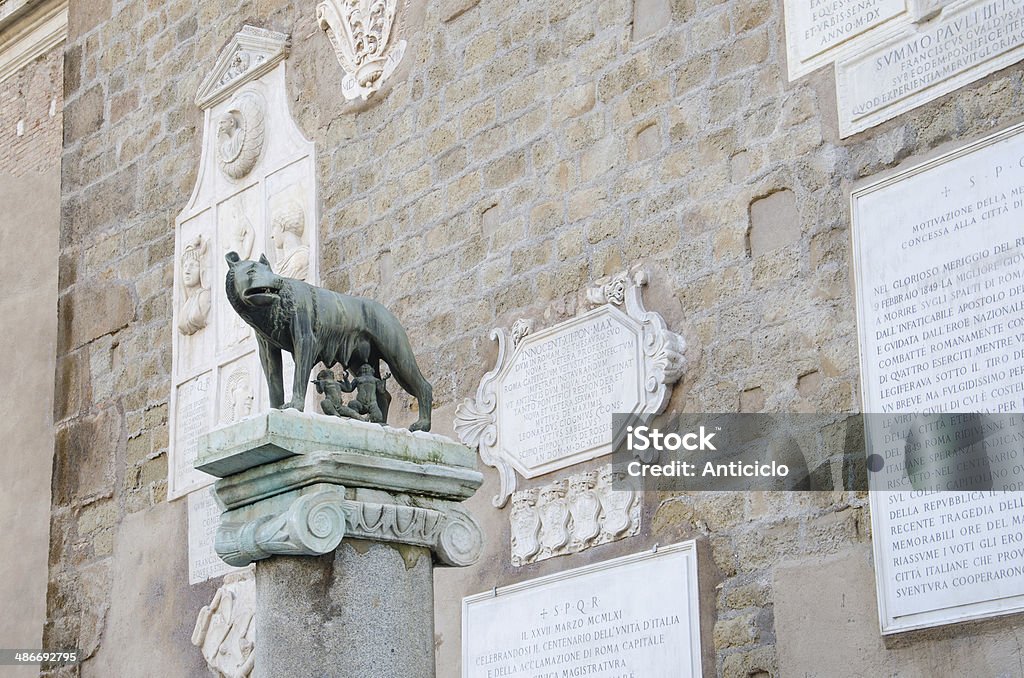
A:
[
  {"xmin": 455, "ymin": 268, "xmax": 687, "ymax": 507},
  {"xmin": 171, "ymin": 24, "xmax": 319, "ymax": 504},
  {"xmin": 217, "ymin": 91, "xmax": 265, "ymax": 180},
  {"xmin": 195, "ymin": 26, "xmax": 290, "ymax": 109},
  {"xmin": 222, "ymin": 368, "xmax": 254, "ymax": 425},
  {"xmin": 216, "ymin": 486, "xmax": 349, "ymax": 566},
  {"xmin": 510, "ymin": 318, "xmax": 534, "ymax": 347},
  {"xmin": 316, "ymin": 0, "xmax": 407, "ymax": 100},
  {"xmin": 192, "ymin": 567, "xmax": 256, "ymax": 678},
  {"xmin": 268, "ymin": 198, "xmax": 310, "ymax": 281},
  {"xmin": 510, "ymin": 465, "xmax": 641, "ymax": 566},
  {"xmin": 178, "ymin": 235, "xmax": 212, "ymax": 336},
  {"xmin": 215, "ymin": 485, "xmax": 483, "ymax": 568}
]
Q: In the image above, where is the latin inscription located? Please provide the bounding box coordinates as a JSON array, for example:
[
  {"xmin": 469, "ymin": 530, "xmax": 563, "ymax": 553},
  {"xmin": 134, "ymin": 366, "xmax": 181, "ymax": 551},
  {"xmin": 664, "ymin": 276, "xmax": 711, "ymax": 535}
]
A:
[
  {"xmin": 784, "ymin": 0, "xmax": 904, "ymax": 80},
  {"xmin": 187, "ymin": 488, "xmax": 241, "ymax": 584},
  {"xmin": 463, "ymin": 544, "xmax": 701, "ymax": 678},
  {"xmin": 838, "ymin": 0, "xmax": 1024, "ymax": 134},
  {"xmin": 498, "ymin": 310, "xmax": 641, "ymax": 475},
  {"xmin": 854, "ymin": 123, "xmax": 1024, "ymax": 631},
  {"xmin": 174, "ymin": 373, "xmax": 214, "ymax": 495}
]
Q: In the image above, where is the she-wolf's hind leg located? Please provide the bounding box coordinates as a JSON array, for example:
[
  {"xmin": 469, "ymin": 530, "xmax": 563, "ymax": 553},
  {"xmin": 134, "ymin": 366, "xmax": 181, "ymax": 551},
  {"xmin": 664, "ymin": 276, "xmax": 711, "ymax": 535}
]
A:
[{"xmin": 386, "ymin": 351, "xmax": 432, "ymax": 432}]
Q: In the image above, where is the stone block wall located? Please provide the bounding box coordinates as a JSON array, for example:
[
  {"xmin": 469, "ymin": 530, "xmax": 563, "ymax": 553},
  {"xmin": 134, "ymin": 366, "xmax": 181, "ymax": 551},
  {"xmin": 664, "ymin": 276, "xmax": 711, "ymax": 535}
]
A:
[
  {"xmin": 0, "ymin": 44, "xmax": 62, "ymax": 174},
  {"xmin": 46, "ymin": 0, "xmax": 1024, "ymax": 675}
]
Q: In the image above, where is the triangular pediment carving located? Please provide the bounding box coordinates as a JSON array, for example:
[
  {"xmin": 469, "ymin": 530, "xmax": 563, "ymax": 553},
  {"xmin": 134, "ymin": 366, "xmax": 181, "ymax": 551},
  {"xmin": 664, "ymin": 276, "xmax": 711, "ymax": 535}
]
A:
[{"xmin": 195, "ymin": 25, "xmax": 290, "ymax": 109}]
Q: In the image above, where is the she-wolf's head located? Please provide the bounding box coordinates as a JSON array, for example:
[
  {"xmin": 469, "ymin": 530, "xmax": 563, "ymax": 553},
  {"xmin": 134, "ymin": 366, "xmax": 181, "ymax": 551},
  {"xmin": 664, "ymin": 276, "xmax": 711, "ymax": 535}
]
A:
[{"xmin": 225, "ymin": 252, "xmax": 284, "ymax": 306}]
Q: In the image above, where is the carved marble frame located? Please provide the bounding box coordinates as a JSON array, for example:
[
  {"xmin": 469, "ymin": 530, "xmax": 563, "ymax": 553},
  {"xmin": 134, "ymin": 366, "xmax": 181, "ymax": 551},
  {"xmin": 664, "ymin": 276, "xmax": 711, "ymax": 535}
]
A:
[{"xmin": 455, "ymin": 270, "xmax": 686, "ymax": 507}]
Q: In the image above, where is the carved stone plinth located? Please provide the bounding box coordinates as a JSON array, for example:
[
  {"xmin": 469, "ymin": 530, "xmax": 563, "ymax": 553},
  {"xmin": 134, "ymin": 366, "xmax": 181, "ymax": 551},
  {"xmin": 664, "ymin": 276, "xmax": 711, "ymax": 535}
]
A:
[{"xmin": 196, "ymin": 410, "xmax": 484, "ymax": 678}]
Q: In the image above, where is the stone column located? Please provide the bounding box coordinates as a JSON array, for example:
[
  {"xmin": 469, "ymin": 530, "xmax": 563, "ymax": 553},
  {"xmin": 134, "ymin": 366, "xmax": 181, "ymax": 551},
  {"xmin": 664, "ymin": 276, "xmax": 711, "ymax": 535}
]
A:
[{"xmin": 196, "ymin": 411, "xmax": 484, "ymax": 678}]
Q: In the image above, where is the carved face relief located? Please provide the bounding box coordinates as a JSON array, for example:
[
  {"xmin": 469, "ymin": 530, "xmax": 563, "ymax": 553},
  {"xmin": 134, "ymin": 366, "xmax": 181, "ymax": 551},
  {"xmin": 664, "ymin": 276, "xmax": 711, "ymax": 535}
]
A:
[
  {"xmin": 178, "ymin": 235, "xmax": 212, "ymax": 336},
  {"xmin": 217, "ymin": 92, "xmax": 265, "ymax": 180},
  {"xmin": 269, "ymin": 199, "xmax": 310, "ymax": 281},
  {"xmin": 182, "ymin": 258, "xmax": 201, "ymax": 288}
]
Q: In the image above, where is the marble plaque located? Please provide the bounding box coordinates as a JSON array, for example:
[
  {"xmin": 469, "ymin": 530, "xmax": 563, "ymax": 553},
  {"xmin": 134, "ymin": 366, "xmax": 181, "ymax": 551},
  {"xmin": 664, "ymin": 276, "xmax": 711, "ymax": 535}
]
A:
[
  {"xmin": 173, "ymin": 373, "xmax": 213, "ymax": 496},
  {"xmin": 853, "ymin": 121, "xmax": 1024, "ymax": 632},
  {"xmin": 784, "ymin": 0, "xmax": 907, "ymax": 80},
  {"xmin": 836, "ymin": 0, "xmax": 1024, "ymax": 136},
  {"xmin": 456, "ymin": 270, "xmax": 686, "ymax": 507},
  {"xmin": 187, "ymin": 488, "xmax": 243, "ymax": 584},
  {"xmin": 169, "ymin": 26, "xmax": 319, "ymax": 500},
  {"xmin": 462, "ymin": 541, "xmax": 702, "ymax": 678}
]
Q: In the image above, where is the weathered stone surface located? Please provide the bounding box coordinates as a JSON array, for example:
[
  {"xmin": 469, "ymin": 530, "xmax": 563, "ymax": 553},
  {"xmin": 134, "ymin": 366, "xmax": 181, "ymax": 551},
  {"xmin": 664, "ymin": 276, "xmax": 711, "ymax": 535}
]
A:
[
  {"xmin": 64, "ymin": 84, "xmax": 105, "ymax": 143},
  {"xmin": 775, "ymin": 545, "xmax": 1024, "ymax": 676},
  {"xmin": 51, "ymin": 407, "xmax": 120, "ymax": 507},
  {"xmin": 79, "ymin": 502, "xmax": 215, "ymax": 677},
  {"xmin": 748, "ymin": 189, "xmax": 799, "ymax": 258},
  {"xmin": 256, "ymin": 541, "xmax": 434, "ymax": 678},
  {"xmin": 441, "ymin": 0, "xmax": 480, "ymax": 22},
  {"xmin": 58, "ymin": 282, "xmax": 134, "ymax": 352}
]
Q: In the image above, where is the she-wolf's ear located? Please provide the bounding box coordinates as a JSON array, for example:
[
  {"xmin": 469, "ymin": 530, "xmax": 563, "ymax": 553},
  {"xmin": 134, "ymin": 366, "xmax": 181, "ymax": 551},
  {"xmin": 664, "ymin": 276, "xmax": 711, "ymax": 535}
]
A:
[
  {"xmin": 225, "ymin": 251, "xmax": 240, "ymax": 265},
  {"xmin": 259, "ymin": 253, "xmax": 273, "ymax": 271}
]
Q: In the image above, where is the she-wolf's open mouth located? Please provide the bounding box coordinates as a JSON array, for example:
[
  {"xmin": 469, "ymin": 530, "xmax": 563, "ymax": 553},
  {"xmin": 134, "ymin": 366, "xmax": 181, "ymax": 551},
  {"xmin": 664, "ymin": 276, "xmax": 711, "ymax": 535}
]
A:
[{"xmin": 243, "ymin": 286, "xmax": 280, "ymax": 301}]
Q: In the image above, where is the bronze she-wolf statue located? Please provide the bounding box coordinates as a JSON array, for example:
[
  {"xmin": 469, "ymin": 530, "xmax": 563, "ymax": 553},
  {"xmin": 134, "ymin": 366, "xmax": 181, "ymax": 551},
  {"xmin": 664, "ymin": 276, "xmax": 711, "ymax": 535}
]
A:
[{"xmin": 224, "ymin": 252, "xmax": 433, "ymax": 431}]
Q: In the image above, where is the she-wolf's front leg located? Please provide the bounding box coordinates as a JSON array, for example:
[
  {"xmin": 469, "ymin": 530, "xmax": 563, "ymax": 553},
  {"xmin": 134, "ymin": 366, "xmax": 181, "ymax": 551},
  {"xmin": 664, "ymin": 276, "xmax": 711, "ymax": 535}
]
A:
[
  {"xmin": 285, "ymin": 315, "xmax": 317, "ymax": 411},
  {"xmin": 257, "ymin": 336, "xmax": 285, "ymax": 408}
]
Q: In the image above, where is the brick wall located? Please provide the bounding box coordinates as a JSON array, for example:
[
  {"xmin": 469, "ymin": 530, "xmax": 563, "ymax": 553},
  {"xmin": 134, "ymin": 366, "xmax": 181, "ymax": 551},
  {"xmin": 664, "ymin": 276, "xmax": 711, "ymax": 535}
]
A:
[
  {"xmin": 0, "ymin": 44, "xmax": 62, "ymax": 174},
  {"xmin": 46, "ymin": 0, "xmax": 1024, "ymax": 674}
]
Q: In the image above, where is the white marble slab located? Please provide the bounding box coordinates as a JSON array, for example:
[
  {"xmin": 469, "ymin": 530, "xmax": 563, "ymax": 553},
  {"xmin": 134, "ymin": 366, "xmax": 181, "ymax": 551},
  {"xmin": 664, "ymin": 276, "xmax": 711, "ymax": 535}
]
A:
[
  {"xmin": 187, "ymin": 488, "xmax": 243, "ymax": 584},
  {"xmin": 853, "ymin": 121, "xmax": 1024, "ymax": 632},
  {"xmin": 462, "ymin": 541, "xmax": 702, "ymax": 678},
  {"xmin": 784, "ymin": 0, "xmax": 907, "ymax": 80},
  {"xmin": 836, "ymin": 0, "xmax": 1024, "ymax": 135},
  {"xmin": 169, "ymin": 26, "xmax": 319, "ymax": 500}
]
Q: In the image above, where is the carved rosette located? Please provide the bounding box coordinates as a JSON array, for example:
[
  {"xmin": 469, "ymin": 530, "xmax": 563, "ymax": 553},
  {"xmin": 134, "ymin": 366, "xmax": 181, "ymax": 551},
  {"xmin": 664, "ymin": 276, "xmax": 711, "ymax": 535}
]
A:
[
  {"xmin": 455, "ymin": 268, "xmax": 688, "ymax": 507},
  {"xmin": 316, "ymin": 0, "xmax": 407, "ymax": 100},
  {"xmin": 510, "ymin": 465, "xmax": 641, "ymax": 566},
  {"xmin": 217, "ymin": 91, "xmax": 266, "ymax": 180},
  {"xmin": 215, "ymin": 487, "xmax": 482, "ymax": 568}
]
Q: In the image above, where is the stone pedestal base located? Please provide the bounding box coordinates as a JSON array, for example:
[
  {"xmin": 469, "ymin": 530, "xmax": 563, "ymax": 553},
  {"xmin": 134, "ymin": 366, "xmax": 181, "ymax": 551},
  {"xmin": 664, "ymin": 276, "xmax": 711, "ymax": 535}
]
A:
[
  {"xmin": 256, "ymin": 540, "xmax": 434, "ymax": 678},
  {"xmin": 196, "ymin": 411, "xmax": 483, "ymax": 678}
]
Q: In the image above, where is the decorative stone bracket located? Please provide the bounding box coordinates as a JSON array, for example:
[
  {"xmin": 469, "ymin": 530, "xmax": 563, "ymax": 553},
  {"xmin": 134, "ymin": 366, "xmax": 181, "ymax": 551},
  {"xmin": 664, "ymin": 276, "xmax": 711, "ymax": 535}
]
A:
[
  {"xmin": 197, "ymin": 410, "xmax": 484, "ymax": 568},
  {"xmin": 455, "ymin": 269, "xmax": 687, "ymax": 507},
  {"xmin": 215, "ymin": 483, "xmax": 483, "ymax": 568},
  {"xmin": 316, "ymin": 0, "xmax": 407, "ymax": 100}
]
